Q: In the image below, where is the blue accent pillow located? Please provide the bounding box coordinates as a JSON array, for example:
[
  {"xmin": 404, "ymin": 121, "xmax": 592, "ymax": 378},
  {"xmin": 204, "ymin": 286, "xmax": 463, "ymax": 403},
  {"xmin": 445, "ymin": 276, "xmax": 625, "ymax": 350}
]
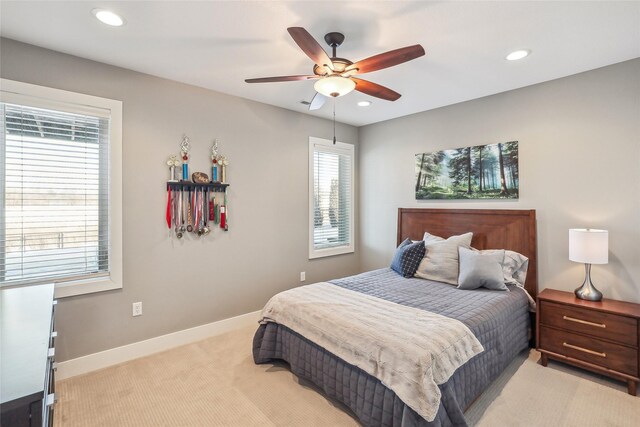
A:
[{"xmin": 391, "ymin": 239, "xmax": 426, "ymax": 278}]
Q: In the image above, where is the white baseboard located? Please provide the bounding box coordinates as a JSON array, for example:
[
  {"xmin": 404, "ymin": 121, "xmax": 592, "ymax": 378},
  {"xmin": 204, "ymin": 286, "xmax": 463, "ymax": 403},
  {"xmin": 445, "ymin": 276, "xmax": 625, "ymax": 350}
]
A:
[{"xmin": 56, "ymin": 310, "xmax": 261, "ymax": 380}]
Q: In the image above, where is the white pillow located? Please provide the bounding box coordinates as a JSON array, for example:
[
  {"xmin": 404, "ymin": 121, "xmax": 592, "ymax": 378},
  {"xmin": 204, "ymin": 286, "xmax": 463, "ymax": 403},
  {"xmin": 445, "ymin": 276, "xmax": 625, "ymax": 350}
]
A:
[
  {"xmin": 422, "ymin": 231, "xmax": 444, "ymax": 243},
  {"xmin": 457, "ymin": 247, "xmax": 508, "ymax": 291},
  {"xmin": 415, "ymin": 232, "xmax": 473, "ymax": 285},
  {"xmin": 504, "ymin": 250, "xmax": 529, "ymax": 286},
  {"xmin": 471, "ymin": 248, "xmax": 529, "ymax": 286}
]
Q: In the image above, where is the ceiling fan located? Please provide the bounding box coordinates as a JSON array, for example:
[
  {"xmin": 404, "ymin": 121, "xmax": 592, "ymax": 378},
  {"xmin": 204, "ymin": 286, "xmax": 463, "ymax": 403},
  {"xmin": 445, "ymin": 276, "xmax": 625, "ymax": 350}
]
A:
[{"xmin": 245, "ymin": 27, "xmax": 425, "ymax": 110}]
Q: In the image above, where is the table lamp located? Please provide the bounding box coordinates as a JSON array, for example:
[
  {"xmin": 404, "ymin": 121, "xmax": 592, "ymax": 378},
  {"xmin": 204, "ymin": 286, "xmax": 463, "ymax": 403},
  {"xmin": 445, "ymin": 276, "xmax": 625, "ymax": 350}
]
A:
[{"xmin": 569, "ymin": 228, "xmax": 608, "ymax": 301}]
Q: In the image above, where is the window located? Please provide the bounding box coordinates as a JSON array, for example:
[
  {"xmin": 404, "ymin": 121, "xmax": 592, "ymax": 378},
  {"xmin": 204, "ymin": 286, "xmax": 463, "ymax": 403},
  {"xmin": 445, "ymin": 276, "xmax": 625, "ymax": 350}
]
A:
[
  {"xmin": 308, "ymin": 137, "xmax": 354, "ymax": 259},
  {"xmin": 0, "ymin": 79, "xmax": 122, "ymax": 297}
]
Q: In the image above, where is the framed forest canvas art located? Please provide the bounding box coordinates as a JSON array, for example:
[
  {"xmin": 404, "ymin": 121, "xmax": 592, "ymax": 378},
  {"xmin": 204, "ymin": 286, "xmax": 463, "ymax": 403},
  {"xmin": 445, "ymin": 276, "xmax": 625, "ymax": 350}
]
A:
[{"xmin": 415, "ymin": 141, "xmax": 519, "ymax": 200}]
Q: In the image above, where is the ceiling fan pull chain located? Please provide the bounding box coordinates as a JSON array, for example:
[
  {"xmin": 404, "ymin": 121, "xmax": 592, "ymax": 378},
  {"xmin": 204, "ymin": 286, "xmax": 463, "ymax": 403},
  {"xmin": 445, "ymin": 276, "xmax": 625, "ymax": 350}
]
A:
[{"xmin": 333, "ymin": 98, "xmax": 336, "ymax": 144}]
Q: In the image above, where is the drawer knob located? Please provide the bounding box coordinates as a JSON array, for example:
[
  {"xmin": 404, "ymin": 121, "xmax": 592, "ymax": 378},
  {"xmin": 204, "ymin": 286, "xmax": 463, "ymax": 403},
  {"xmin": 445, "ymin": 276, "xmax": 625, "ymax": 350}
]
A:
[
  {"xmin": 562, "ymin": 315, "xmax": 606, "ymax": 328},
  {"xmin": 563, "ymin": 342, "xmax": 606, "ymax": 358}
]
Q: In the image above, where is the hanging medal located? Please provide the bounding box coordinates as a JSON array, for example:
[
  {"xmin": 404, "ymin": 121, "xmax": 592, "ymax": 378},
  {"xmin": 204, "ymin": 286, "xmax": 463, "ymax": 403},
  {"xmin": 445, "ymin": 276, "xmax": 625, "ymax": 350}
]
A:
[
  {"xmin": 194, "ymin": 189, "xmax": 201, "ymax": 235},
  {"xmin": 220, "ymin": 191, "xmax": 226, "ymax": 230},
  {"xmin": 191, "ymin": 188, "xmax": 197, "ymax": 233},
  {"xmin": 198, "ymin": 189, "xmax": 204, "ymax": 235},
  {"xmin": 186, "ymin": 188, "xmax": 193, "ymax": 232},
  {"xmin": 223, "ymin": 192, "xmax": 229, "ymax": 231},
  {"xmin": 214, "ymin": 195, "xmax": 220, "ymax": 225},
  {"xmin": 166, "ymin": 187, "xmax": 172, "ymax": 229},
  {"xmin": 174, "ymin": 188, "xmax": 183, "ymax": 239},
  {"xmin": 180, "ymin": 188, "xmax": 186, "ymax": 235},
  {"xmin": 202, "ymin": 189, "xmax": 210, "ymax": 235},
  {"xmin": 209, "ymin": 191, "xmax": 215, "ymax": 221}
]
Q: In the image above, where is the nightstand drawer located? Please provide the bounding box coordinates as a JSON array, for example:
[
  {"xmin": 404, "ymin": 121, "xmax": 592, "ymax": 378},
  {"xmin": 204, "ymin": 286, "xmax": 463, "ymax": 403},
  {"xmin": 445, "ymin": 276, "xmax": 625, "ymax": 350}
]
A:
[
  {"xmin": 539, "ymin": 325, "xmax": 638, "ymax": 376},
  {"xmin": 539, "ymin": 300, "xmax": 638, "ymax": 347}
]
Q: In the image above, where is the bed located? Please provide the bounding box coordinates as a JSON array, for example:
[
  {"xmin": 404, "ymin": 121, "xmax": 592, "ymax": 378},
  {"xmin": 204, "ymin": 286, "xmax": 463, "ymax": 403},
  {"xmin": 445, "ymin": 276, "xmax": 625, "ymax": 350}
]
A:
[{"xmin": 253, "ymin": 208, "xmax": 538, "ymax": 426}]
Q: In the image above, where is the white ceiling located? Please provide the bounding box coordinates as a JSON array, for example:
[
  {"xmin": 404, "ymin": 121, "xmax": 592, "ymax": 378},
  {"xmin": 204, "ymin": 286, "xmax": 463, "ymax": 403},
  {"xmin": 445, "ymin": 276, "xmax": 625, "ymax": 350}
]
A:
[{"xmin": 1, "ymin": 1, "xmax": 639, "ymax": 126}]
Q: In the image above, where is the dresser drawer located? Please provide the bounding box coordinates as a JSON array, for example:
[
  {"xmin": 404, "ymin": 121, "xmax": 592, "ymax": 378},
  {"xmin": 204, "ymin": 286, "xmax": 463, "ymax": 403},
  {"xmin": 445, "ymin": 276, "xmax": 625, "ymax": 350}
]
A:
[
  {"xmin": 539, "ymin": 300, "xmax": 638, "ymax": 347},
  {"xmin": 539, "ymin": 325, "xmax": 638, "ymax": 376}
]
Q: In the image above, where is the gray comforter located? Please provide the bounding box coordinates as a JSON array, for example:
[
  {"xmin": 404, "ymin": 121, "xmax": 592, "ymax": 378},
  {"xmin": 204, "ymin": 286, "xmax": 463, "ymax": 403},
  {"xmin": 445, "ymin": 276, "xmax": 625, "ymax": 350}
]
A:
[{"xmin": 253, "ymin": 268, "xmax": 531, "ymax": 426}]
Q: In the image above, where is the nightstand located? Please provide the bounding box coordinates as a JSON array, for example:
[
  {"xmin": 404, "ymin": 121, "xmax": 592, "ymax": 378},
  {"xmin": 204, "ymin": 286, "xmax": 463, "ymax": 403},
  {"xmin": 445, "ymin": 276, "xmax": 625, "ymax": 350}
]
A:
[{"xmin": 537, "ymin": 288, "xmax": 640, "ymax": 396}]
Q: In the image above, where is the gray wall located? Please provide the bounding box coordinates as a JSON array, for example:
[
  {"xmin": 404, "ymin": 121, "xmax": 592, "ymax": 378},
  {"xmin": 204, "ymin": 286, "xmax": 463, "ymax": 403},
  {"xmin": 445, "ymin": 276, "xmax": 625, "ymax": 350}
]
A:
[
  {"xmin": 3, "ymin": 37, "xmax": 639, "ymax": 363},
  {"xmin": 359, "ymin": 59, "xmax": 640, "ymax": 303},
  {"xmin": 0, "ymin": 38, "xmax": 360, "ymax": 361}
]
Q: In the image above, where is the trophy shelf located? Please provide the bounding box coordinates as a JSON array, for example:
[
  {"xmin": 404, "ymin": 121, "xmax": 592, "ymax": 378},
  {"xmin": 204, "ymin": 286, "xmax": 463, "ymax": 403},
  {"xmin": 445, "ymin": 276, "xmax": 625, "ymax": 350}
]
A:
[{"xmin": 166, "ymin": 181, "xmax": 229, "ymax": 192}]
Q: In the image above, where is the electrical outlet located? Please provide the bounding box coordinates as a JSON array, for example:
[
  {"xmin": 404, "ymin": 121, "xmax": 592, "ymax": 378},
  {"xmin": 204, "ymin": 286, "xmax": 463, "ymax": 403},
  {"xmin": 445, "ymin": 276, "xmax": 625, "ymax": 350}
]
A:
[
  {"xmin": 300, "ymin": 272, "xmax": 306, "ymax": 282},
  {"xmin": 132, "ymin": 302, "xmax": 142, "ymax": 317}
]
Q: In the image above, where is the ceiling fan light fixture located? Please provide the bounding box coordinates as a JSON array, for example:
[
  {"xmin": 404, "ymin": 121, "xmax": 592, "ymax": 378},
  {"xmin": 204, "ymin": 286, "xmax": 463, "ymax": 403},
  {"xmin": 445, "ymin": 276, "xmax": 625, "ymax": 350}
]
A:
[
  {"xmin": 314, "ymin": 76, "xmax": 356, "ymax": 98},
  {"xmin": 505, "ymin": 49, "xmax": 530, "ymax": 61},
  {"xmin": 357, "ymin": 101, "xmax": 371, "ymax": 107},
  {"xmin": 247, "ymin": 28, "xmax": 425, "ymax": 103},
  {"xmin": 92, "ymin": 9, "xmax": 125, "ymax": 27}
]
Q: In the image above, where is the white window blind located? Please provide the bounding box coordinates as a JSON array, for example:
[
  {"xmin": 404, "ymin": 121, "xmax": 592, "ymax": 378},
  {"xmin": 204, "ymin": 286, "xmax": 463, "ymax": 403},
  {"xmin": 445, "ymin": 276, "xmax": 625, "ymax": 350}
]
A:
[
  {"xmin": 309, "ymin": 137, "xmax": 354, "ymax": 259},
  {"xmin": 0, "ymin": 102, "xmax": 110, "ymax": 286}
]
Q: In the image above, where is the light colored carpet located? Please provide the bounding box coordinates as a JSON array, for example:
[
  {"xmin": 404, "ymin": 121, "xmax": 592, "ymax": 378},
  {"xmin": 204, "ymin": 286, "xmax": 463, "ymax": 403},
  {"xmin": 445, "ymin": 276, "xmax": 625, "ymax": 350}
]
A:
[
  {"xmin": 467, "ymin": 349, "xmax": 640, "ymax": 427},
  {"xmin": 55, "ymin": 325, "xmax": 640, "ymax": 427}
]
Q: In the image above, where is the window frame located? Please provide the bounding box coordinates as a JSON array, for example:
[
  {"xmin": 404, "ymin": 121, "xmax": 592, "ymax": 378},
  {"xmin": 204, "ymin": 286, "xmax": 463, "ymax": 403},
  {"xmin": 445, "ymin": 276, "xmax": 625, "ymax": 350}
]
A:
[
  {"xmin": 0, "ymin": 79, "xmax": 123, "ymax": 298},
  {"xmin": 308, "ymin": 136, "xmax": 355, "ymax": 259}
]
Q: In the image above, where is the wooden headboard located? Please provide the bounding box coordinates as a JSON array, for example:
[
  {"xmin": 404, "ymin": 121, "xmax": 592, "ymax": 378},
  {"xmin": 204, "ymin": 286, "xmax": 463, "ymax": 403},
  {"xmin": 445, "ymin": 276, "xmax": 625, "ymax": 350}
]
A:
[{"xmin": 397, "ymin": 208, "xmax": 538, "ymax": 299}]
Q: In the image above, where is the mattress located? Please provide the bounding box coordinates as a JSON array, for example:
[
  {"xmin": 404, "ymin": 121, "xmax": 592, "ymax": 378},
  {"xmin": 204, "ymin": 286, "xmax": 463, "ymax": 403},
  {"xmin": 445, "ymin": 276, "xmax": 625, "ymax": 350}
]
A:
[{"xmin": 253, "ymin": 268, "xmax": 531, "ymax": 426}]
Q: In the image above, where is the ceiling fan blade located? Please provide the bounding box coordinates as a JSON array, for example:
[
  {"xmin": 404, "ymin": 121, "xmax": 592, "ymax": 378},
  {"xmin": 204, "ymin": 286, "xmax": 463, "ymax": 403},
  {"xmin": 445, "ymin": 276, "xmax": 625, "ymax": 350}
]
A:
[
  {"xmin": 346, "ymin": 45, "xmax": 425, "ymax": 74},
  {"xmin": 245, "ymin": 75, "xmax": 318, "ymax": 83},
  {"xmin": 352, "ymin": 78, "xmax": 401, "ymax": 101},
  {"xmin": 287, "ymin": 27, "xmax": 334, "ymax": 71},
  {"xmin": 309, "ymin": 92, "xmax": 327, "ymax": 111}
]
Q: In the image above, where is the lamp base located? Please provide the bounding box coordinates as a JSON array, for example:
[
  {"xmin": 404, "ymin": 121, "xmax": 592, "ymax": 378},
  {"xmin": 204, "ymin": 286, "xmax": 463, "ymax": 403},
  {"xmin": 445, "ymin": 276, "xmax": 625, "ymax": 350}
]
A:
[{"xmin": 574, "ymin": 263, "xmax": 603, "ymax": 301}]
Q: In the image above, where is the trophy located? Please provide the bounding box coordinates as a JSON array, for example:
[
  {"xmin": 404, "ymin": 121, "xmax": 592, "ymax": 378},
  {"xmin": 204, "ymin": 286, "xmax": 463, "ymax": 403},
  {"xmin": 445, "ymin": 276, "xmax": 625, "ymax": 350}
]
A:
[
  {"xmin": 180, "ymin": 135, "xmax": 191, "ymax": 181},
  {"xmin": 211, "ymin": 139, "xmax": 220, "ymax": 183},
  {"xmin": 219, "ymin": 155, "xmax": 229, "ymax": 183},
  {"xmin": 167, "ymin": 155, "xmax": 181, "ymax": 182}
]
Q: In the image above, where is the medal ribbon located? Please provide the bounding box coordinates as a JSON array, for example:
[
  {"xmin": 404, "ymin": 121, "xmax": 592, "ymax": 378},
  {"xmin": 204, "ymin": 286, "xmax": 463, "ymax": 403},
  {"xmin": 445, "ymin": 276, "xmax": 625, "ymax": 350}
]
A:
[
  {"xmin": 187, "ymin": 189, "xmax": 193, "ymax": 230},
  {"xmin": 196, "ymin": 189, "xmax": 202, "ymax": 229},
  {"xmin": 166, "ymin": 187, "xmax": 172, "ymax": 229},
  {"xmin": 176, "ymin": 189, "xmax": 182, "ymax": 228}
]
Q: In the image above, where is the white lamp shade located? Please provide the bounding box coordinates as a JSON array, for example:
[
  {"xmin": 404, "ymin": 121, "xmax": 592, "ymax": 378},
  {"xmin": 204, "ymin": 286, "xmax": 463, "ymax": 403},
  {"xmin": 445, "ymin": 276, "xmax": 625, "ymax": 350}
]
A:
[
  {"xmin": 569, "ymin": 229, "xmax": 608, "ymax": 264},
  {"xmin": 314, "ymin": 76, "xmax": 356, "ymax": 97}
]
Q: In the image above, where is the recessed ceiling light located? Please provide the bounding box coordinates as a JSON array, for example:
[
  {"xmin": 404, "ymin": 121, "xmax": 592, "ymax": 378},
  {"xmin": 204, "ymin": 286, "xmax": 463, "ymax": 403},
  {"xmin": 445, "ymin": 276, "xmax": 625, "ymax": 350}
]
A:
[
  {"xmin": 92, "ymin": 9, "xmax": 125, "ymax": 27},
  {"xmin": 505, "ymin": 50, "xmax": 530, "ymax": 61},
  {"xmin": 357, "ymin": 101, "xmax": 372, "ymax": 107}
]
